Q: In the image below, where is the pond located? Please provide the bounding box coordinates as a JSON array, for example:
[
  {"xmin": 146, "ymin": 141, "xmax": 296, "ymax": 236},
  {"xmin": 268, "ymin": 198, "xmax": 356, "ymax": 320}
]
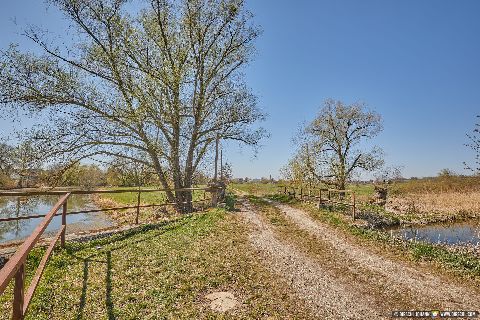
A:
[
  {"xmin": 388, "ymin": 220, "xmax": 480, "ymax": 246},
  {"xmin": 0, "ymin": 194, "xmax": 116, "ymax": 243}
]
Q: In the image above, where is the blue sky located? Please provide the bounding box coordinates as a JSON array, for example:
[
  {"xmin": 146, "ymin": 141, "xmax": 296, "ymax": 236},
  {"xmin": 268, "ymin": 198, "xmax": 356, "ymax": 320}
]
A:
[{"xmin": 1, "ymin": 0, "xmax": 479, "ymax": 179}]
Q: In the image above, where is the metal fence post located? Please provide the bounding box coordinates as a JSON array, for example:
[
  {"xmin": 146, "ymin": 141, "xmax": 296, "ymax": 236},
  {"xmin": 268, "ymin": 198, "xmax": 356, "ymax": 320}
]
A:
[
  {"xmin": 61, "ymin": 200, "xmax": 67, "ymax": 248},
  {"xmin": 136, "ymin": 188, "xmax": 141, "ymax": 225},
  {"xmin": 12, "ymin": 263, "xmax": 25, "ymax": 320}
]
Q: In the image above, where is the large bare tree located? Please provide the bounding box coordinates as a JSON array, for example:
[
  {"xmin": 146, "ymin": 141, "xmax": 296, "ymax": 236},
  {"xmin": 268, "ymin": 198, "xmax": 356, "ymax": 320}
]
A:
[
  {"xmin": 0, "ymin": 0, "xmax": 265, "ymax": 209},
  {"xmin": 286, "ymin": 99, "xmax": 384, "ymax": 190}
]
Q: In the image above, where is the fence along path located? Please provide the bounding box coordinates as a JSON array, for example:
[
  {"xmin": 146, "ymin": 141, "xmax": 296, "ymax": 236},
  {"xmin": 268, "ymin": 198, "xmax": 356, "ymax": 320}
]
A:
[
  {"xmin": 277, "ymin": 185, "xmax": 356, "ymax": 220},
  {"xmin": 0, "ymin": 187, "xmax": 218, "ymax": 320}
]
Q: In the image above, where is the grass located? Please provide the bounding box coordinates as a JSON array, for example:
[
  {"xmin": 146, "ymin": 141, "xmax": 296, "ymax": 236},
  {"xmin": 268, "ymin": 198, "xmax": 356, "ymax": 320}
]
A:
[
  {"xmin": 0, "ymin": 208, "xmax": 312, "ymax": 319},
  {"xmin": 386, "ymin": 191, "xmax": 480, "ymax": 224},
  {"xmin": 92, "ymin": 187, "xmax": 211, "ymax": 224},
  {"xmin": 98, "ymin": 187, "xmax": 209, "ymax": 205},
  {"xmin": 392, "ymin": 175, "xmax": 480, "ymax": 194},
  {"xmin": 347, "ymin": 183, "xmax": 375, "ymax": 196},
  {"xmin": 229, "ymin": 183, "xmax": 279, "ymax": 197}
]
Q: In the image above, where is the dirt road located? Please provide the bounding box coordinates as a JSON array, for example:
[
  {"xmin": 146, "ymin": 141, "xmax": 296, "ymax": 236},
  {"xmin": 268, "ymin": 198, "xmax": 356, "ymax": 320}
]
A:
[{"xmin": 237, "ymin": 197, "xmax": 480, "ymax": 319}]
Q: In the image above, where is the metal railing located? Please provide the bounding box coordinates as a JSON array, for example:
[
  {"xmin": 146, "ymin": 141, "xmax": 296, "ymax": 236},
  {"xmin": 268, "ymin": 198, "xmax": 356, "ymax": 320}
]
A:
[
  {"xmin": 278, "ymin": 185, "xmax": 356, "ymax": 219},
  {"xmin": 0, "ymin": 193, "xmax": 70, "ymax": 319},
  {"xmin": 0, "ymin": 186, "xmax": 219, "ymax": 319}
]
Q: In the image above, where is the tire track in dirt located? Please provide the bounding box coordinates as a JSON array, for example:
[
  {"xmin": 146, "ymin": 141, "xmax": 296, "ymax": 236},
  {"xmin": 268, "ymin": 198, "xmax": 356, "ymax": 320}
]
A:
[{"xmin": 238, "ymin": 200, "xmax": 386, "ymax": 319}]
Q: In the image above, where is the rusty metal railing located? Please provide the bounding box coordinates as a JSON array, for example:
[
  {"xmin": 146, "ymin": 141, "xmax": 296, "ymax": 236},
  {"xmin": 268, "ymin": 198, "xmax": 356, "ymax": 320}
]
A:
[
  {"xmin": 0, "ymin": 186, "xmax": 219, "ymax": 319},
  {"xmin": 0, "ymin": 193, "xmax": 70, "ymax": 319}
]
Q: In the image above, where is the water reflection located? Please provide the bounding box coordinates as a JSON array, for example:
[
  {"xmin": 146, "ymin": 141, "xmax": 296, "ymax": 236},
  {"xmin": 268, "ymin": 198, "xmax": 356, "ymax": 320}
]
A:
[
  {"xmin": 389, "ymin": 220, "xmax": 480, "ymax": 245},
  {"xmin": 0, "ymin": 195, "xmax": 115, "ymax": 243}
]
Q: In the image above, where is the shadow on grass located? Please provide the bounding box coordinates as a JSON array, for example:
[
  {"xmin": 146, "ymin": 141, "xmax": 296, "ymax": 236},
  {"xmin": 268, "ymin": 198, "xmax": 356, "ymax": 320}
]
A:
[
  {"xmin": 106, "ymin": 251, "xmax": 114, "ymax": 320},
  {"xmin": 76, "ymin": 259, "xmax": 89, "ymax": 320},
  {"xmin": 71, "ymin": 215, "xmax": 195, "ymax": 320}
]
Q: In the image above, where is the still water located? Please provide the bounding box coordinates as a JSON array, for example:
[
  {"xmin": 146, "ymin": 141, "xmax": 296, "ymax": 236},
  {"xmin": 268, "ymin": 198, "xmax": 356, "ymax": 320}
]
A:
[
  {"xmin": 389, "ymin": 220, "xmax": 480, "ymax": 246},
  {"xmin": 0, "ymin": 194, "xmax": 115, "ymax": 243}
]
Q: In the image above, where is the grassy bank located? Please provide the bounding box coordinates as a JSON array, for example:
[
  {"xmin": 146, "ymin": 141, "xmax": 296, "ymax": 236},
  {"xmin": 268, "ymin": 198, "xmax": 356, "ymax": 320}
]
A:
[
  {"xmin": 0, "ymin": 209, "xmax": 311, "ymax": 319},
  {"xmin": 93, "ymin": 187, "xmax": 211, "ymax": 224}
]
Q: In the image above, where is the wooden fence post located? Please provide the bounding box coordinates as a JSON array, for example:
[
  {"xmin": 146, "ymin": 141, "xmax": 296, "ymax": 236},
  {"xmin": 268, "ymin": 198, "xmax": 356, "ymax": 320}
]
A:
[
  {"xmin": 61, "ymin": 200, "xmax": 67, "ymax": 248},
  {"xmin": 135, "ymin": 188, "xmax": 141, "ymax": 225},
  {"xmin": 318, "ymin": 189, "xmax": 322, "ymax": 208},
  {"xmin": 203, "ymin": 191, "xmax": 207, "ymax": 209},
  {"xmin": 300, "ymin": 188, "xmax": 303, "ymax": 200},
  {"xmin": 12, "ymin": 263, "xmax": 25, "ymax": 320}
]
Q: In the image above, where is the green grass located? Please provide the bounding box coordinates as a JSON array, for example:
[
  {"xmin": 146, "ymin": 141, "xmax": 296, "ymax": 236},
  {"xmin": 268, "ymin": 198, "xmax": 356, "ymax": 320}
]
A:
[
  {"xmin": 224, "ymin": 192, "xmax": 236, "ymax": 211},
  {"xmin": 92, "ymin": 187, "xmax": 211, "ymax": 224},
  {"xmin": 348, "ymin": 183, "xmax": 375, "ymax": 196},
  {"xmin": 229, "ymin": 182, "xmax": 279, "ymax": 196},
  {"xmin": 0, "ymin": 209, "xmax": 311, "ymax": 319}
]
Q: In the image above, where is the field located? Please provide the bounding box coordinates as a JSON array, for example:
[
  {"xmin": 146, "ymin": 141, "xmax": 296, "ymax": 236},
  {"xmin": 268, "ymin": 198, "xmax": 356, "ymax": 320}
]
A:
[
  {"xmin": 386, "ymin": 176, "xmax": 480, "ymax": 223},
  {"xmin": 229, "ymin": 182, "xmax": 279, "ymax": 196}
]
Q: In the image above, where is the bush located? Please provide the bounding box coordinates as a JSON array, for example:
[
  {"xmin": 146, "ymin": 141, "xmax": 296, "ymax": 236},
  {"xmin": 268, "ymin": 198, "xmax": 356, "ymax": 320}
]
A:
[{"xmin": 225, "ymin": 192, "xmax": 236, "ymax": 211}]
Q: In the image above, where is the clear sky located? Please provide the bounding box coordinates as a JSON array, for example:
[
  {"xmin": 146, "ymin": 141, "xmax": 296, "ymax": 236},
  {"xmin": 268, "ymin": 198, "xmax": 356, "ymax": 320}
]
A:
[{"xmin": 1, "ymin": 0, "xmax": 479, "ymax": 179}]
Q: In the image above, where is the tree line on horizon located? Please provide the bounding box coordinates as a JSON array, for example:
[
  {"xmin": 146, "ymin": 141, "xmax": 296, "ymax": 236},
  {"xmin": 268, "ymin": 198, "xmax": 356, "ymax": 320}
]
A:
[{"xmin": 0, "ymin": 147, "xmax": 228, "ymax": 189}]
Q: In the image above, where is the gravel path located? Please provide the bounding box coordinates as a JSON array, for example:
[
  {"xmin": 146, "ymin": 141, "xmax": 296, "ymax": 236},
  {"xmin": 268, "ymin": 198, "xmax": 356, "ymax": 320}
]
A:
[
  {"xmin": 238, "ymin": 198, "xmax": 480, "ymax": 319},
  {"xmin": 239, "ymin": 200, "xmax": 384, "ymax": 319}
]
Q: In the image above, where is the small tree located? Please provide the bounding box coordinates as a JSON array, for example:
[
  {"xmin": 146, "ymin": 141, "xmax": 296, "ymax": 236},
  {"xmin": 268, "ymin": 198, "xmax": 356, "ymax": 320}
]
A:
[
  {"xmin": 280, "ymin": 144, "xmax": 318, "ymax": 187},
  {"xmin": 0, "ymin": 143, "xmax": 16, "ymax": 188},
  {"xmin": 372, "ymin": 165, "xmax": 403, "ymax": 206},
  {"xmin": 287, "ymin": 99, "xmax": 384, "ymax": 190},
  {"xmin": 465, "ymin": 116, "xmax": 480, "ymax": 175},
  {"xmin": 438, "ymin": 168, "xmax": 454, "ymax": 177},
  {"xmin": 220, "ymin": 162, "xmax": 233, "ymax": 183}
]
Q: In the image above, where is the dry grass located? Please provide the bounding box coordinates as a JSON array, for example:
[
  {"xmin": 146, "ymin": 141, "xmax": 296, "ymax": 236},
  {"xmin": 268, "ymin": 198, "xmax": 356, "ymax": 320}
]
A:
[
  {"xmin": 392, "ymin": 175, "xmax": 480, "ymax": 194},
  {"xmin": 386, "ymin": 191, "xmax": 480, "ymax": 223}
]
